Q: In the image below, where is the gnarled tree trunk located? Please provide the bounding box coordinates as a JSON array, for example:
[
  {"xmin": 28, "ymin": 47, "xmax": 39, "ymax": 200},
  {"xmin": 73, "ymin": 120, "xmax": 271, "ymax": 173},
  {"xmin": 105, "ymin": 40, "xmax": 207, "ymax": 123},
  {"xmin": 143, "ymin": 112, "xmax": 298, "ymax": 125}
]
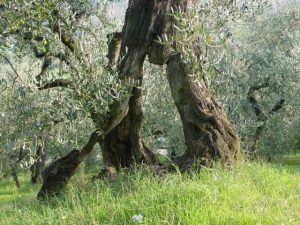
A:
[
  {"xmin": 119, "ymin": 0, "xmax": 240, "ymax": 170},
  {"xmin": 167, "ymin": 54, "xmax": 240, "ymax": 170},
  {"xmin": 38, "ymin": 0, "xmax": 241, "ymax": 198},
  {"xmin": 99, "ymin": 85, "xmax": 157, "ymax": 178},
  {"xmin": 95, "ymin": 31, "xmax": 158, "ymax": 178}
]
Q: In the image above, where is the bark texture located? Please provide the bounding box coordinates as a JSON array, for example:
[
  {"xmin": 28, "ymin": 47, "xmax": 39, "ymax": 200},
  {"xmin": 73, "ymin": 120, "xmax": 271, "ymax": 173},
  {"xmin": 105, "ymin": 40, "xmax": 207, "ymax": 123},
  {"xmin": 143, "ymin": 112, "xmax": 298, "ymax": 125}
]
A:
[
  {"xmin": 167, "ymin": 54, "xmax": 240, "ymax": 170},
  {"xmin": 97, "ymin": 31, "xmax": 158, "ymax": 178},
  {"xmin": 99, "ymin": 86, "xmax": 157, "ymax": 178},
  {"xmin": 119, "ymin": 0, "xmax": 240, "ymax": 170},
  {"xmin": 37, "ymin": 0, "xmax": 241, "ymax": 197},
  {"xmin": 97, "ymin": 0, "xmax": 181, "ymax": 174}
]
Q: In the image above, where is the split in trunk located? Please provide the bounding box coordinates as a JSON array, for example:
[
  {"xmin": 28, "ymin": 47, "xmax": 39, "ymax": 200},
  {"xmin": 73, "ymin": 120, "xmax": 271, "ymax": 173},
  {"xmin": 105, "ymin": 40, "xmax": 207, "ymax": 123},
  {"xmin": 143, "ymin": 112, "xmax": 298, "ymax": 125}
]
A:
[
  {"xmin": 37, "ymin": 0, "xmax": 242, "ymax": 196},
  {"xmin": 120, "ymin": 0, "xmax": 240, "ymax": 170}
]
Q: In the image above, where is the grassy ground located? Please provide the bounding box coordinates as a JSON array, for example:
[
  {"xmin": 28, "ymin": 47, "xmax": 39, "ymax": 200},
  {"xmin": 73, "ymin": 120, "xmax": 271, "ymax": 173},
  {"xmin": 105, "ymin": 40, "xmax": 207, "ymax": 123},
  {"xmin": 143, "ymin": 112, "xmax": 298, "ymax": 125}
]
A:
[
  {"xmin": 281, "ymin": 153, "xmax": 300, "ymax": 165},
  {"xmin": 0, "ymin": 162, "xmax": 300, "ymax": 225}
]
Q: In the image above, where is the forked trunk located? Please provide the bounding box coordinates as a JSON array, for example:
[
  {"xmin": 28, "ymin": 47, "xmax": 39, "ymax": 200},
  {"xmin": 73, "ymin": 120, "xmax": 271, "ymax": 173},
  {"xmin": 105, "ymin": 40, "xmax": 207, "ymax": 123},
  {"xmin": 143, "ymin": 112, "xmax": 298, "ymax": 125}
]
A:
[
  {"xmin": 120, "ymin": 0, "xmax": 240, "ymax": 170},
  {"xmin": 37, "ymin": 0, "xmax": 241, "ymax": 197},
  {"xmin": 247, "ymin": 83, "xmax": 285, "ymax": 157}
]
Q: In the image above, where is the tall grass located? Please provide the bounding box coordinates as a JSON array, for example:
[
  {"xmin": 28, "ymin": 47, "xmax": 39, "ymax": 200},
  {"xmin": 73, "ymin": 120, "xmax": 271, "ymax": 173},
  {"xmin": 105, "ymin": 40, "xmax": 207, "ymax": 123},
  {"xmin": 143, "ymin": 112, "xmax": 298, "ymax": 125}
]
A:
[{"xmin": 1, "ymin": 162, "xmax": 300, "ymax": 225}]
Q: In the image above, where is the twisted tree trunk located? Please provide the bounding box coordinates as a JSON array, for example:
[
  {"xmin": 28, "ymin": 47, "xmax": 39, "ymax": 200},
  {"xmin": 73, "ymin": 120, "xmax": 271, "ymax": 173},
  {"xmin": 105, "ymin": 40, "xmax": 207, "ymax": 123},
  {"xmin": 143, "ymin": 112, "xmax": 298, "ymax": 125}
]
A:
[
  {"xmin": 95, "ymin": 31, "xmax": 158, "ymax": 179},
  {"xmin": 119, "ymin": 0, "xmax": 240, "ymax": 170},
  {"xmin": 38, "ymin": 0, "xmax": 241, "ymax": 198},
  {"xmin": 99, "ymin": 85, "xmax": 157, "ymax": 178},
  {"xmin": 167, "ymin": 54, "xmax": 240, "ymax": 170}
]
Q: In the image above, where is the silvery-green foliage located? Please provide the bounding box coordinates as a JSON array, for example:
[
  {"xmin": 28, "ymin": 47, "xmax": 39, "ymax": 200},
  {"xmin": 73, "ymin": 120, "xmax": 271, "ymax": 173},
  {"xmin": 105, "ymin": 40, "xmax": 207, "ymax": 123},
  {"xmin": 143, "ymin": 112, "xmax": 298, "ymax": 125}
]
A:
[
  {"xmin": 0, "ymin": 0, "xmax": 124, "ymax": 174},
  {"xmin": 167, "ymin": 0, "xmax": 268, "ymax": 82},
  {"xmin": 0, "ymin": 57, "xmax": 94, "ymax": 176},
  {"xmin": 1, "ymin": 0, "xmax": 126, "ymax": 128},
  {"xmin": 142, "ymin": 62, "xmax": 185, "ymax": 155},
  {"xmin": 165, "ymin": 0, "xmax": 299, "ymax": 157},
  {"xmin": 213, "ymin": 0, "xmax": 300, "ymax": 156}
]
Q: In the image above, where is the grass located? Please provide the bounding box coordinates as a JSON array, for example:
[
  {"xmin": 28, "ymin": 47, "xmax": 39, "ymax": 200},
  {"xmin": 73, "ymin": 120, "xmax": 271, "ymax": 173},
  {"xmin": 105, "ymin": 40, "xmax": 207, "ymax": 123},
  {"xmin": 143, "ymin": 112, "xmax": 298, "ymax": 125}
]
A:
[
  {"xmin": 0, "ymin": 162, "xmax": 300, "ymax": 225},
  {"xmin": 281, "ymin": 153, "xmax": 300, "ymax": 165}
]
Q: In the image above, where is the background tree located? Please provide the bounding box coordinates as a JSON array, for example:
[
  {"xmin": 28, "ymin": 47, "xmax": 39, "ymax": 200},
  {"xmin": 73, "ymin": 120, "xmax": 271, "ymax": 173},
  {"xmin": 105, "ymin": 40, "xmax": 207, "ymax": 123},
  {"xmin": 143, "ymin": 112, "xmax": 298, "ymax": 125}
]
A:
[{"xmin": 211, "ymin": 0, "xmax": 300, "ymax": 158}]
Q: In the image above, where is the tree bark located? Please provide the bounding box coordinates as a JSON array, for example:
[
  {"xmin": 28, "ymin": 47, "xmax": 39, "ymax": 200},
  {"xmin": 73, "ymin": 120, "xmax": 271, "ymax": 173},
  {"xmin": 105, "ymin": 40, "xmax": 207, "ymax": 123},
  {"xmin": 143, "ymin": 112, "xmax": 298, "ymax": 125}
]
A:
[
  {"xmin": 30, "ymin": 136, "xmax": 46, "ymax": 184},
  {"xmin": 95, "ymin": 0, "xmax": 181, "ymax": 175},
  {"xmin": 98, "ymin": 85, "xmax": 157, "ymax": 178},
  {"xmin": 37, "ymin": 131, "xmax": 100, "ymax": 199},
  {"xmin": 96, "ymin": 31, "xmax": 158, "ymax": 178},
  {"xmin": 167, "ymin": 54, "xmax": 240, "ymax": 170},
  {"xmin": 37, "ymin": 0, "xmax": 241, "ymax": 197},
  {"xmin": 119, "ymin": 0, "xmax": 240, "ymax": 170}
]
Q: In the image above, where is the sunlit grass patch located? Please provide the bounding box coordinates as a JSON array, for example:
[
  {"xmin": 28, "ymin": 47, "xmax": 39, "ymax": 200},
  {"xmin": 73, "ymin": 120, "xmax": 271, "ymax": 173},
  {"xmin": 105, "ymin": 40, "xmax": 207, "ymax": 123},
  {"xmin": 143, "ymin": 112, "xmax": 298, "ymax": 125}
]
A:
[{"xmin": 0, "ymin": 162, "xmax": 300, "ymax": 225}]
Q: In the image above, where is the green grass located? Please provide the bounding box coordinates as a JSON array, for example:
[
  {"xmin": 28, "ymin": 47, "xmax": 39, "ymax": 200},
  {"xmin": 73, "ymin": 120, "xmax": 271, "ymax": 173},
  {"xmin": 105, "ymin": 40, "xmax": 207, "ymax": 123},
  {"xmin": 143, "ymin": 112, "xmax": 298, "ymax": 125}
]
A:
[
  {"xmin": 1, "ymin": 162, "xmax": 300, "ymax": 225},
  {"xmin": 281, "ymin": 153, "xmax": 300, "ymax": 165}
]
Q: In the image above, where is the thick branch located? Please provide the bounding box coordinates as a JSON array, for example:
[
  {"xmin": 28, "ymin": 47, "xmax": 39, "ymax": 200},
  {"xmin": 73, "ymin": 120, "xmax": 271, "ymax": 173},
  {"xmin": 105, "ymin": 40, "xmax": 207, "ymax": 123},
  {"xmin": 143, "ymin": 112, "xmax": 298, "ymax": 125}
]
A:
[
  {"xmin": 37, "ymin": 79, "xmax": 71, "ymax": 90},
  {"xmin": 53, "ymin": 21, "xmax": 76, "ymax": 52},
  {"xmin": 247, "ymin": 81, "xmax": 270, "ymax": 121},
  {"xmin": 38, "ymin": 130, "xmax": 100, "ymax": 199}
]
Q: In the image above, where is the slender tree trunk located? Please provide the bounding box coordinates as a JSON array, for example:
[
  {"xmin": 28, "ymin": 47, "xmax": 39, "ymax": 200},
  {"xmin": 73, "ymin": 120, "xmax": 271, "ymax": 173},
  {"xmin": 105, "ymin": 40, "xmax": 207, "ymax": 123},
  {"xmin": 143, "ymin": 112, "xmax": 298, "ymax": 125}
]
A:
[
  {"xmin": 11, "ymin": 165, "xmax": 21, "ymax": 189},
  {"xmin": 247, "ymin": 83, "xmax": 285, "ymax": 157},
  {"xmin": 30, "ymin": 136, "xmax": 46, "ymax": 184},
  {"xmin": 10, "ymin": 146, "xmax": 26, "ymax": 189}
]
